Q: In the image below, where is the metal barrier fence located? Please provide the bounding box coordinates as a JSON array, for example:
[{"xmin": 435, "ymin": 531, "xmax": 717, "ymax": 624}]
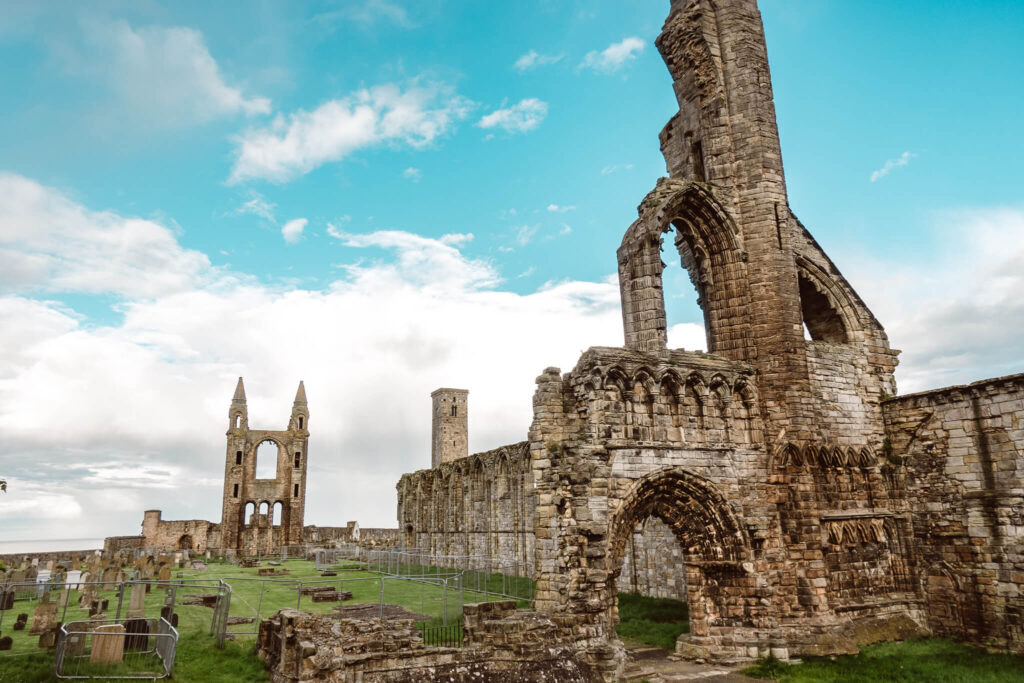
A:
[
  {"xmin": 0, "ymin": 578, "xmax": 229, "ymax": 658},
  {"xmin": 54, "ymin": 617, "xmax": 178, "ymax": 679},
  {"xmin": 316, "ymin": 548, "xmax": 534, "ymax": 602}
]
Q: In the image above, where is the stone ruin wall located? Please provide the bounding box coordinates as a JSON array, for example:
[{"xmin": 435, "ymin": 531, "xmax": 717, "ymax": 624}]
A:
[
  {"xmin": 619, "ymin": 517, "xmax": 687, "ymax": 601},
  {"xmin": 884, "ymin": 373, "xmax": 1024, "ymax": 650},
  {"xmin": 397, "ymin": 442, "xmax": 535, "ymax": 568},
  {"xmin": 256, "ymin": 602, "xmax": 603, "ymax": 683}
]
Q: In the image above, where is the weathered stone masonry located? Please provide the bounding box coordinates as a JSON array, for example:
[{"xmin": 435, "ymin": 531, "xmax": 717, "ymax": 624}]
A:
[{"xmin": 394, "ymin": 0, "xmax": 1023, "ymax": 676}]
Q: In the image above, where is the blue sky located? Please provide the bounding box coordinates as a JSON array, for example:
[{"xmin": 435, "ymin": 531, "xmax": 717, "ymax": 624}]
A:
[{"xmin": 1, "ymin": 0, "xmax": 1022, "ymax": 539}]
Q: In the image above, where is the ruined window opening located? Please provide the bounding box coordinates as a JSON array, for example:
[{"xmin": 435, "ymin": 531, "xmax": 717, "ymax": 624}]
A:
[
  {"xmin": 234, "ymin": 414, "xmax": 240, "ymax": 429},
  {"xmin": 663, "ymin": 223, "xmax": 710, "ymax": 351},
  {"xmin": 799, "ymin": 274, "xmax": 848, "ymax": 342},
  {"xmin": 272, "ymin": 501, "xmax": 283, "ymax": 526},
  {"xmin": 451, "ymin": 405, "xmax": 458, "ymax": 417},
  {"xmin": 244, "ymin": 501, "xmax": 255, "ymax": 526},
  {"xmin": 294, "ymin": 452, "xmax": 301, "ymax": 468},
  {"xmin": 233, "ymin": 483, "xmax": 239, "ymax": 498},
  {"xmin": 254, "ymin": 440, "xmax": 278, "ymax": 480},
  {"xmin": 293, "ymin": 483, "xmax": 299, "ymax": 497},
  {"xmin": 297, "ymin": 416, "xmax": 304, "ymax": 429},
  {"xmin": 235, "ymin": 450, "xmax": 242, "ymax": 465},
  {"xmin": 691, "ymin": 139, "xmax": 706, "ymax": 182}
]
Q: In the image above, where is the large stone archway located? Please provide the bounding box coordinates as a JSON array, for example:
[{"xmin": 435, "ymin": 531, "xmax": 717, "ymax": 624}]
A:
[{"xmin": 605, "ymin": 469, "xmax": 756, "ymax": 651}]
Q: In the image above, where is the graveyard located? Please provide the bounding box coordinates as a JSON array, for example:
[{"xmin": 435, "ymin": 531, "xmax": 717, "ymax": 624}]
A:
[{"xmin": 0, "ymin": 550, "xmax": 530, "ymax": 680}]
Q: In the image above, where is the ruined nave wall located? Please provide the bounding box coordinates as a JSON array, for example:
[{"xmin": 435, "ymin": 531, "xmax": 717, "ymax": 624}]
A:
[{"xmin": 885, "ymin": 373, "xmax": 1024, "ymax": 650}]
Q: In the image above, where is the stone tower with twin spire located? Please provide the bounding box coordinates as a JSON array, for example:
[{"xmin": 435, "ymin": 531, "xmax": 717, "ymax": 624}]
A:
[{"xmin": 219, "ymin": 377, "xmax": 309, "ymax": 554}]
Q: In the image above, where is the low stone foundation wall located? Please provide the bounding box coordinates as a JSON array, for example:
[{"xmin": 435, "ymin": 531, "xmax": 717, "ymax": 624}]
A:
[{"xmin": 256, "ymin": 602, "xmax": 607, "ymax": 682}]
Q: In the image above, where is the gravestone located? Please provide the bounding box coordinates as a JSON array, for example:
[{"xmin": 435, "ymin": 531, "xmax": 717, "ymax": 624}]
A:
[
  {"xmin": 65, "ymin": 570, "xmax": 82, "ymax": 589},
  {"xmin": 79, "ymin": 583, "xmax": 97, "ymax": 609},
  {"xmin": 127, "ymin": 583, "xmax": 146, "ymax": 618},
  {"xmin": 9, "ymin": 570, "xmax": 26, "ymax": 584},
  {"xmin": 0, "ymin": 590, "xmax": 14, "ymax": 611},
  {"xmin": 72, "ymin": 557, "xmax": 81, "ymax": 571},
  {"xmin": 0, "ymin": 636, "xmax": 11, "ymax": 651},
  {"xmin": 124, "ymin": 618, "xmax": 149, "ymax": 651},
  {"xmin": 90, "ymin": 624, "xmax": 126, "ymax": 664},
  {"xmin": 37, "ymin": 624, "xmax": 60, "ymax": 650},
  {"xmin": 101, "ymin": 567, "xmax": 118, "ymax": 591},
  {"xmin": 158, "ymin": 566, "xmax": 171, "ymax": 582},
  {"xmin": 64, "ymin": 628, "xmax": 87, "ymax": 657},
  {"xmin": 13, "ymin": 613, "xmax": 28, "ymax": 631},
  {"xmin": 29, "ymin": 593, "xmax": 58, "ymax": 635},
  {"xmin": 45, "ymin": 560, "xmax": 54, "ymax": 572}
]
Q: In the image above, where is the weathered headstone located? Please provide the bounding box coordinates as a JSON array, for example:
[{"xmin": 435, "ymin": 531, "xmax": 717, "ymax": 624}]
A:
[
  {"xmin": 79, "ymin": 583, "xmax": 97, "ymax": 609},
  {"xmin": 90, "ymin": 624, "xmax": 126, "ymax": 664},
  {"xmin": 37, "ymin": 624, "xmax": 60, "ymax": 650},
  {"xmin": 124, "ymin": 618, "xmax": 149, "ymax": 651},
  {"xmin": 127, "ymin": 583, "xmax": 146, "ymax": 618},
  {"xmin": 13, "ymin": 613, "xmax": 28, "ymax": 630},
  {"xmin": 65, "ymin": 570, "xmax": 82, "ymax": 589},
  {"xmin": 0, "ymin": 636, "xmax": 11, "ymax": 651},
  {"xmin": 157, "ymin": 566, "xmax": 170, "ymax": 582},
  {"xmin": 0, "ymin": 590, "xmax": 14, "ymax": 610},
  {"xmin": 72, "ymin": 557, "xmax": 81, "ymax": 571},
  {"xmin": 45, "ymin": 560, "xmax": 54, "ymax": 572},
  {"xmin": 29, "ymin": 593, "xmax": 58, "ymax": 635}
]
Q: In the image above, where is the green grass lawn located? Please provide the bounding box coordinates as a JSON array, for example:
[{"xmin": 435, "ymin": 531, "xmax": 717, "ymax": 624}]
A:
[
  {"xmin": 614, "ymin": 592, "xmax": 690, "ymax": 651},
  {"xmin": 742, "ymin": 639, "xmax": 1024, "ymax": 682}
]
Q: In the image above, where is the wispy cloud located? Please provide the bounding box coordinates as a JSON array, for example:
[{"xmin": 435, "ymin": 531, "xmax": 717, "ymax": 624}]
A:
[
  {"xmin": 233, "ymin": 192, "xmax": 276, "ymax": 222},
  {"xmin": 870, "ymin": 151, "xmax": 916, "ymax": 182},
  {"xmin": 311, "ymin": 0, "xmax": 412, "ymax": 30},
  {"xmin": 580, "ymin": 37, "xmax": 645, "ymax": 73},
  {"xmin": 477, "ymin": 98, "xmax": 548, "ymax": 134},
  {"xmin": 601, "ymin": 163, "xmax": 633, "ymax": 175},
  {"xmin": 402, "ymin": 167, "xmax": 422, "ymax": 182},
  {"xmin": 281, "ymin": 218, "xmax": 307, "ymax": 244},
  {"xmin": 515, "ymin": 224, "xmax": 539, "ymax": 246},
  {"xmin": 514, "ymin": 50, "xmax": 563, "ymax": 71},
  {"xmin": 77, "ymin": 21, "xmax": 270, "ymax": 128},
  {"xmin": 547, "ymin": 204, "xmax": 575, "ymax": 213},
  {"xmin": 230, "ymin": 82, "xmax": 473, "ymax": 183}
]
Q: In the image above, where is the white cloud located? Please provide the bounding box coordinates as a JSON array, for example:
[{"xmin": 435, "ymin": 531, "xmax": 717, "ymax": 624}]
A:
[
  {"xmin": 230, "ymin": 83, "xmax": 473, "ymax": 183},
  {"xmin": 547, "ymin": 204, "xmax": 576, "ymax": 213},
  {"xmin": 580, "ymin": 36, "xmax": 645, "ymax": 73},
  {"xmin": 559, "ymin": 224, "xmax": 573, "ymax": 235},
  {"xmin": 0, "ymin": 173, "xmax": 210, "ymax": 297},
  {"xmin": 80, "ymin": 21, "xmax": 270, "ymax": 127},
  {"xmin": 847, "ymin": 207, "xmax": 1024, "ymax": 392},
  {"xmin": 870, "ymin": 151, "xmax": 916, "ymax": 182},
  {"xmin": 477, "ymin": 98, "xmax": 548, "ymax": 134},
  {"xmin": 281, "ymin": 218, "xmax": 307, "ymax": 244},
  {"xmin": 403, "ymin": 167, "xmax": 422, "ymax": 182},
  {"xmin": 0, "ymin": 193, "xmax": 627, "ymax": 538},
  {"xmin": 513, "ymin": 50, "xmax": 563, "ymax": 71}
]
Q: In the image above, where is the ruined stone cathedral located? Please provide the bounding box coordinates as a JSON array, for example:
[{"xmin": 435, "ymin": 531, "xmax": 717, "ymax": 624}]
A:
[{"xmin": 397, "ymin": 0, "xmax": 1024, "ymax": 671}]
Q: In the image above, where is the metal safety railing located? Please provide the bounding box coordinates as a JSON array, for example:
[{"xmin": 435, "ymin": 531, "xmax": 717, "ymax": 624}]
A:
[{"xmin": 54, "ymin": 617, "xmax": 178, "ymax": 679}]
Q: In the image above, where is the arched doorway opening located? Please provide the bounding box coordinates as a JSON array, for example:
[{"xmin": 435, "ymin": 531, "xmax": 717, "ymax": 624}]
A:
[
  {"xmin": 606, "ymin": 469, "xmax": 752, "ymax": 653},
  {"xmin": 177, "ymin": 534, "xmax": 193, "ymax": 550}
]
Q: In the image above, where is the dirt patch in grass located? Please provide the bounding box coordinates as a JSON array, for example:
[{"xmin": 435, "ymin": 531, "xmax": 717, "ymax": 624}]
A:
[{"xmin": 331, "ymin": 603, "xmax": 432, "ymax": 622}]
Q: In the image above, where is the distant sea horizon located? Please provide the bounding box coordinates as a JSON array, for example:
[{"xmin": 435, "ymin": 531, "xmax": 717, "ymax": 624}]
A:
[{"xmin": 0, "ymin": 538, "xmax": 104, "ymax": 554}]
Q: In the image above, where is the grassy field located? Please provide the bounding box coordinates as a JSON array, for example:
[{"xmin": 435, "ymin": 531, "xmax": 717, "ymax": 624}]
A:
[
  {"xmin": 0, "ymin": 557, "xmax": 517, "ymax": 681},
  {"xmin": 741, "ymin": 639, "xmax": 1024, "ymax": 682},
  {"xmin": 615, "ymin": 592, "xmax": 690, "ymax": 651}
]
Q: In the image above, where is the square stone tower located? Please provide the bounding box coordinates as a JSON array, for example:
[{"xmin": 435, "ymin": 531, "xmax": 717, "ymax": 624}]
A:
[{"xmin": 431, "ymin": 388, "xmax": 467, "ymax": 468}]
